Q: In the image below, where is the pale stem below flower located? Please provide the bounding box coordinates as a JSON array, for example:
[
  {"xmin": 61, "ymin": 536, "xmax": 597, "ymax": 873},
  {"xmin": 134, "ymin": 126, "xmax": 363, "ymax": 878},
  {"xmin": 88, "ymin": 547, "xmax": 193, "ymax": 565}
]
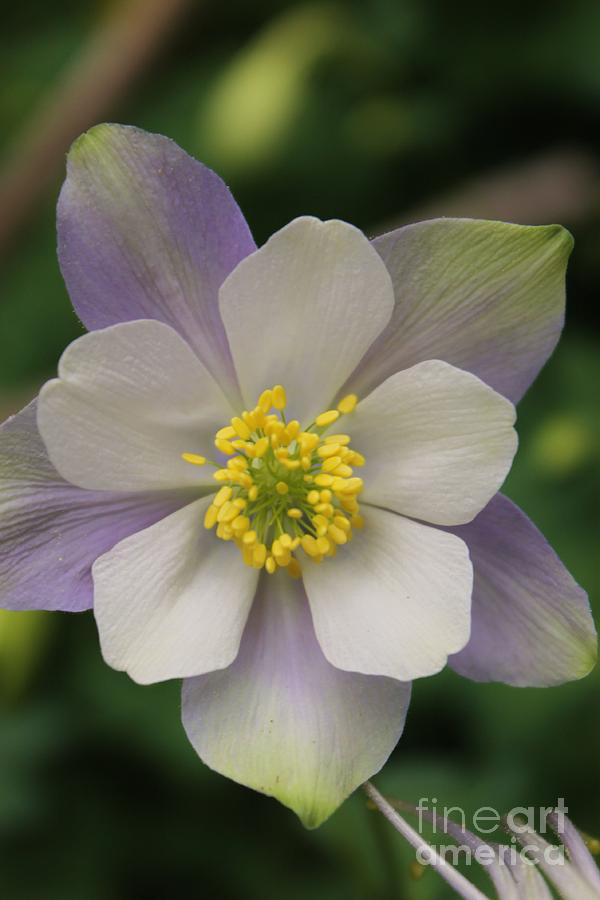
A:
[{"xmin": 363, "ymin": 781, "xmax": 490, "ymax": 900}]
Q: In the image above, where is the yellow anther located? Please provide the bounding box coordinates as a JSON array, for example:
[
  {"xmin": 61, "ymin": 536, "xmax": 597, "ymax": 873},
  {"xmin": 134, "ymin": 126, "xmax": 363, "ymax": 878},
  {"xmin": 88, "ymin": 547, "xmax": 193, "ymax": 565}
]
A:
[
  {"xmin": 347, "ymin": 451, "xmax": 365, "ymax": 467},
  {"xmin": 315, "ymin": 502, "xmax": 334, "ymax": 517},
  {"xmin": 217, "ymin": 501, "xmax": 238, "ymax": 523},
  {"xmin": 244, "ymin": 410, "xmax": 262, "ymax": 431},
  {"xmin": 328, "ymin": 524, "xmax": 348, "ymax": 545},
  {"xmin": 316, "ymin": 536, "xmax": 331, "ymax": 555},
  {"xmin": 216, "ymin": 522, "xmax": 233, "ymax": 540},
  {"xmin": 288, "ymin": 558, "xmax": 302, "ymax": 579},
  {"xmin": 272, "ymin": 384, "xmax": 287, "ymax": 409},
  {"xmin": 227, "ymin": 456, "xmax": 248, "ymax": 470},
  {"xmin": 271, "ymin": 540, "xmax": 291, "ymax": 567},
  {"xmin": 331, "ymin": 463, "xmax": 353, "ymax": 478},
  {"xmin": 258, "ymin": 389, "xmax": 273, "ymax": 413},
  {"xmin": 285, "ymin": 420, "xmax": 300, "ymax": 441},
  {"xmin": 216, "ymin": 425, "xmax": 236, "ymax": 440},
  {"xmin": 232, "ymin": 515, "xmax": 250, "ymax": 534},
  {"xmin": 333, "ymin": 515, "xmax": 351, "ymax": 533},
  {"xmin": 214, "ymin": 486, "xmax": 233, "ymax": 507},
  {"xmin": 253, "ymin": 543, "xmax": 267, "ymax": 568},
  {"xmin": 265, "ymin": 420, "xmax": 284, "ymax": 437},
  {"xmin": 299, "ymin": 432, "xmax": 319, "ymax": 453},
  {"xmin": 215, "ymin": 438, "xmax": 235, "ymax": 455},
  {"xmin": 204, "ymin": 384, "xmax": 366, "ymax": 572},
  {"xmin": 254, "ymin": 436, "xmax": 269, "ymax": 458},
  {"xmin": 181, "ymin": 452, "xmax": 206, "ymax": 466},
  {"xmin": 325, "ymin": 433, "xmax": 351, "ymax": 445},
  {"xmin": 301, "ymin": 535, "xmax": 320, "ymax": 558},
  {"xmin": 204, "ymin": 505, "xmax": 218, "ymax": 529},
  {"xmin": 337, "ymin": 394, "xmax": 358, "ymax": 414},
  {"xmin": 317, "ymin": 443, "xmax": 341, "ymax": 459},
  {"xmin": 231, "ymin": 417, "xmax": 251, "ymax": 440},
  {"xmin": 322, "ymin": 456, "xmax": 342, "ymax": 473},
  {"xmin": 315, "ymin": 409, "xmax": 340, "ymax": 427}
]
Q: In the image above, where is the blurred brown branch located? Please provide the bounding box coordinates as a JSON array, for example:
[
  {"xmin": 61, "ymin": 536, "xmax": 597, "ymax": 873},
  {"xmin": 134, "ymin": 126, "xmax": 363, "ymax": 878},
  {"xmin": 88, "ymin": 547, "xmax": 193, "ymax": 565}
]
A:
[
  {"xmin": 0, "ymin": 0, "xmax": 193, "ymax": 257},
  {"xmin": 375, "ymin": 148, "xmax": 600, "ymax": 234}
]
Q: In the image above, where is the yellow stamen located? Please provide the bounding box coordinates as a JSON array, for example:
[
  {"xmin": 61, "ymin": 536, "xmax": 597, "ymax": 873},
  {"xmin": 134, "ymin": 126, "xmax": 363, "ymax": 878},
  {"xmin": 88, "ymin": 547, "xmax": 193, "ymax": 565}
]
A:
[
  {"xmin": 185, "ymin": 385, "xmax": 366, "ymax": 576},
  {"xmin": 181, "ymin": 452, "xmax": 206, "ymax": 466},
  {"xmin": 325, "ymin": 433, "xmax": 351, "ymax": 445},
  {"xmin": 317, "ymin": 443, "xmax": 341, "ymax": 458},
  {"xmin": 315, "ymin": 409, "xmax": 340, "ymax": 427},
  {"xmin": 231, "ymin": 417, "xmax": 251, "ymax": 440},
  {"xmin": 214, "ymin": 486, "xmax": 233, "ymax": 507},
  {"xmin": 258, "ymin": 389, "xmax": 273, "ymax": 413},
  {"xmin": 337, "ymin": 393, "xmax": 358, "ymax": 414},
  {"xmin": 216, "ymin": 425, "xmax": 236, "ymax": 440},
  {"xmin": 254, "ymin": 436, "xmax": 269, "ymax": 458},
  {"xmin": 204, "ymin": 505, "xmax": 218, "ymax": 529},
  {"xmin": 272, "ymin": 384, "xmax": 287, "ymax": 409}
]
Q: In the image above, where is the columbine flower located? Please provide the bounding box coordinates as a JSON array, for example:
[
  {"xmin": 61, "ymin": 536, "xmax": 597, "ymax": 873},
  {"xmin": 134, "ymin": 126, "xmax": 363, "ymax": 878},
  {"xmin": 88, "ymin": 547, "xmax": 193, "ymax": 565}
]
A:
[{"xmin": 0, "ymin": 124, "xmax": 596, "ymax": 827}]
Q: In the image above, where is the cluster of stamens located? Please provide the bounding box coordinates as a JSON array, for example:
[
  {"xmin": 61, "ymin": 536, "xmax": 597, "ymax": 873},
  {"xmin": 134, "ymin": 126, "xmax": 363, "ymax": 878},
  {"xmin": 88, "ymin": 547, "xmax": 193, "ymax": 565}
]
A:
[{"xmin": 181, "ymin": 386, "xmax": 364, "ymax": 578}]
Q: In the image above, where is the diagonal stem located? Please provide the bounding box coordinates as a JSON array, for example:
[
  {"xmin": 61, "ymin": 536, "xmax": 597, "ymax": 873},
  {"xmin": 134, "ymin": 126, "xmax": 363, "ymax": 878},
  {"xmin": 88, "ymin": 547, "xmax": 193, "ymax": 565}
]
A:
[{"xmin": 363, "ymin": 782, "xmax": 491, "ymax": 900}]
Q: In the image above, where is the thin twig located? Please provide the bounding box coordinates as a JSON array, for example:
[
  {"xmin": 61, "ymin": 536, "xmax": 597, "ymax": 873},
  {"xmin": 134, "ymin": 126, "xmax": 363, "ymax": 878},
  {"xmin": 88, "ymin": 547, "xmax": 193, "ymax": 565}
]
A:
[{"xmin": 0, "ymin": 0, "xmax": 193, "ymax": 256}]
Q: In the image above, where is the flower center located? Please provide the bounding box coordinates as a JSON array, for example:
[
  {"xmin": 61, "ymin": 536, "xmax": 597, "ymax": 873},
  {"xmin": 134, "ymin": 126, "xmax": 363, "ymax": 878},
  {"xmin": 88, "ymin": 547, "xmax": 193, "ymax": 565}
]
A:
[{"xmin": 182, "ymin": 386, "xmax": 364, "ymax": 577}]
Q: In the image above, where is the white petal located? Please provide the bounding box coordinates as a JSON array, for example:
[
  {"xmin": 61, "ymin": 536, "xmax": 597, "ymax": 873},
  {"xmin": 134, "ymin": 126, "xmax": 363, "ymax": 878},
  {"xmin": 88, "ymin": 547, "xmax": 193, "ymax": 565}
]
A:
[
  {"xmin": 351, "ymin": 359, "xmax": 517, "ymax": 526},
  {"xmin": 38, "ymin": 320, "xmax": 233, "ymax": 492},
  {"xmin": 219, "ymin": 217, "xmax": 394, "ymax": 423},
  {"xmin": 303, "ymin": 506, "xmax": 473, "ymax": 681},
  {"xmin": 182, "ymin": 572, "xmax": 411, "ymax": 828},
  {"xmin": 92, "ymin": 497, "xmax": 258, "ymax": 684}
]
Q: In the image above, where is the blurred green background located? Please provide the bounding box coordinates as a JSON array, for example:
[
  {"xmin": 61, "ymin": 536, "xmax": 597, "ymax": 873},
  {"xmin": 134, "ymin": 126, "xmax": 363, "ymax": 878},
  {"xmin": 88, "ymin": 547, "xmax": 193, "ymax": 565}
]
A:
[{"xmin": 0, "ymin": 1, "xmax": 599, "ymax": 897}]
